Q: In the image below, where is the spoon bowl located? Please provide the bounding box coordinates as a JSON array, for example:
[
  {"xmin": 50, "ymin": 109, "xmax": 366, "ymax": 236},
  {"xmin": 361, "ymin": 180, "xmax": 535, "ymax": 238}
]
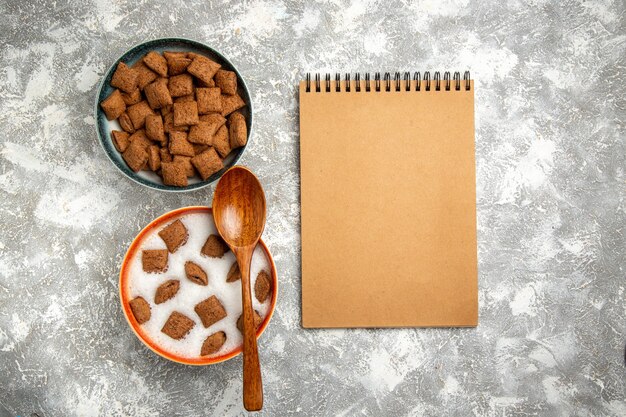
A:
[
  {"xmin": 212, "ymin": 166, "xmax": 267, "ymax": 411},
  {"xmin": 213, "ymin": 167, "xmax": 266, "ymax": 247}
]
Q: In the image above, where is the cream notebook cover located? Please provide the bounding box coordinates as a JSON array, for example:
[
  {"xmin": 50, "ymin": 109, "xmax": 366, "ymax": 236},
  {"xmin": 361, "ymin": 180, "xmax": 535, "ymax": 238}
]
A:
[{"xmin": 299, "ymin": 72, "xmax": 477, "ymax": 328}]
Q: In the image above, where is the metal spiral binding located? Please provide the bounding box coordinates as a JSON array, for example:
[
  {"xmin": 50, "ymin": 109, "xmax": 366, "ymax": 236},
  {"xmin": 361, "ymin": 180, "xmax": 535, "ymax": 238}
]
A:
[
  {"xmin": 414, "ymin": 72, "xmax": 421, "ymax": 91},
  {"xmin": 463, "ymin": 71, "xmax": 471, "ymax": 91},
  {"xmin": 304, "ymin": 71, "xmax": 471, "ymax": 92},
  {"xmin": 423, "ymin": 71, "xmax": 431, "ymax": 91}
]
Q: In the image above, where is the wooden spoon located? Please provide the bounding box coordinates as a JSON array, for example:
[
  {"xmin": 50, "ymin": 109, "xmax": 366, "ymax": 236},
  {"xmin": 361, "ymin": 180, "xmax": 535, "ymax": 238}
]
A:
[{"xmin": 212, "ymin": 166, "xmax": 266, "ymax": 411}]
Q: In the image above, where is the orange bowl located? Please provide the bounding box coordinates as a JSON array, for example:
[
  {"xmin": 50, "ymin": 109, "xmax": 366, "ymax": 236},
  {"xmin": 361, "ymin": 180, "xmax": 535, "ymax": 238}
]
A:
[{"xmin": 119, "ymin": 206, "xmax": 278, "ymax": 365}]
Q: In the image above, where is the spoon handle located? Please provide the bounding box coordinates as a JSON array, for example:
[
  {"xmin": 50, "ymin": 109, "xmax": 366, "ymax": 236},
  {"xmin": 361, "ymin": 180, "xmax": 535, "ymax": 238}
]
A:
[{"xmin": 236, "ymin": 245, "xmax": 263, "ymax": 411}]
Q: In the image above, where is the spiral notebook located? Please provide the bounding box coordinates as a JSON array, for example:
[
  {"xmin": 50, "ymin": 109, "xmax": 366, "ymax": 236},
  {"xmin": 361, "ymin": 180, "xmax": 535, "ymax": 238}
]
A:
[{"xmin": 299, "ymin": 71, "xmax": 477, "ymax": 328}]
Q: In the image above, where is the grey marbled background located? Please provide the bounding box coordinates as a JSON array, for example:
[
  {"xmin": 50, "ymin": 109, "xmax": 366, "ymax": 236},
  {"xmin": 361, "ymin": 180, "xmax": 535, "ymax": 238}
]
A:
[{"xmin": 0, "ymin": 0, "xmax": 625, "ymax": 416}]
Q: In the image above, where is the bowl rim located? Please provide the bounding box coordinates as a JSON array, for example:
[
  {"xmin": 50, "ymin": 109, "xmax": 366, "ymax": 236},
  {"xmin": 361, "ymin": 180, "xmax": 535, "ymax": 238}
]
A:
[
  {"xmin": 94, "ymin": 37, "xmax": 254, "ymax": 193},
  {"xmin": 119, "ymin": 205, "xmax": 278, "ymax": 366}
]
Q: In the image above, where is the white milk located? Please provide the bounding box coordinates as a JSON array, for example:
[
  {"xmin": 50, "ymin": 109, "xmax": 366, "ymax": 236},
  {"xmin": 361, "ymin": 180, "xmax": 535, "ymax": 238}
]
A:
[{"xmin": 127, "ymin": 212, "xmax": 272, "ymax": 359}]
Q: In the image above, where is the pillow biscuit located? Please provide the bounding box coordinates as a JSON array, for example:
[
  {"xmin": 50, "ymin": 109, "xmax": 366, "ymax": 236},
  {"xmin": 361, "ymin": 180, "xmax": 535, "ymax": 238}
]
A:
[
  {"xmin": 168, "ymin": 74, "xmax": 194, "ymax": 98},
  {"xmin": 212, "ymin": 124, "xmax": 230, "ymax": 158},
  {"xmin": 132, "ymin": 60, "xmax": 159, "ymax": 90},
  {"xmin": 158, "ymin": 219, "xmax": 188, "ymax": 252},
  {"xmin": 127, "ymin": 100, "xmax": 155, "ymax": 130},
  {"xmin": 173, "ymin": 101, "xmax": 199, "ymax": 126},
  {"xmin": 163, "ymin": 112, "xmax": 189, "ymax": 133},
  {"xmin": 144, "ymin": 78, "xmax": 173, "ymax": 109},
  {"xmin": 161, "ymin": 311, "xmax": 194, "ymax": 340},
  {"xmin": 118, "ymin": 111, "xmax": 136, "ymax": 133},
  {"xmin": 254, "ymin": 270, "xmax": 272, "ymax": 303},
  {"xmin": 160, "ymin": 147, "xmax": 173, "ymax": 163},
  {"xmin": 161, "ymin": 161, "xmax": 188, "ymax": 187},
  {"xmin": 128, "ymin": 129, "xmax": 152, "ymax": 151},
  {"xmin": 187, "ymin": 56, "xmax": 221, "ymax": 85},
  {"xmin": 215, "ymin": 69, "xmax": 237, "ymax": 95},
  {"xmin": 121, "ymin": 88, "xmax": 142, "ymax": 106},
  {"xmin": 163, "ymin": 51, "xmax": 187, "ymax": 60},
  {"xmin": 168, "ymin": 57, "xmax": 193, "ymax": 76},
  {"xmin": 111, "ymin": 130, "xmax": 131, "ymax": 152},
  {"xmin": 201, "ymin": 234, "xmax": 228, "ymax": 258},
  {"xmin": 187, "ymin": 121, "xmax": 214, "ymax": 145},
  {"xmin": 237, "ymin": 310, "xmax": 262, "ymax": 333},
  {"xmin": 199, "ymin": 113, "xmax": 226, "ymax": 128},
  {"xmin": 148, "ymin": 145, "xmax": 161, "ymax": 171},
  {"xmin": 185, "ymin": 261, "xmax": 208, "ymax": 286},
  {"xmin": 110, "ymin": 62, "xmax": 138, "ymax": 93},
  {"xmin": 226, "ymin": 262, "xmax": 241, "ymax": 282},
  {"xmin": 168, "ymin": 131, "xmax": 195, "ymax": 157},
  {"xmin": 122, "ymin": 139, "xmax": 149, "ymax": 172},
  {"xmin": 143, "ymin": 51, "xmax": 168, "ymax": 77},
  {"xmin": 221, "ymin": 93, "xmax": 245, "ymax": 116},
  {"xmin": 142, "ymin": 249, "xmax": 168, "ymax": 273},
  {"xmin": 129, "ymin": 297, "xmax": 151, "ymax": 324},
  {"xmin": 164, "ymin": 51, "xmax": 192, "ymax": 76},
  {"xmin": 155, "ymin": 279, "xmax": 180, "ymax": 304},
  {"xmin": 228, "ymin": 112, "xmax": 247, "ymax": 149},
  {"xmin": 191, "ymin": 148, "xmax": 223, "ymax": 181},
  {"xmin": 173, "ymin": 155, "xmax": 195, "ymax": 177},
  {"xmin": 201, "ymin": 331, "xmax": 227, "ymax": 356},
  {"xmin": 145, "ymin": 114, "xmax": 167, "ymax": 144},
  {"xmin": 194, "ymin": 295, "xmax": 227, "ymax": 328},
  {"xmin": 196, "ymin": 87, "xmax": 222, "ymax": 114},
  {"xmin": 100, "ymin": 89, "xmax": 126, "ymax": 120}
]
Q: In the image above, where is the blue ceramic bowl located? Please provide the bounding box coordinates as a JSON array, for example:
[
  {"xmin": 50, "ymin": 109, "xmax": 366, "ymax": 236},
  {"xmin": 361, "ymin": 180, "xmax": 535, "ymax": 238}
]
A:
[{"xmin": 94, "ymin": 38, "xmax": 253, "ymax": 192}]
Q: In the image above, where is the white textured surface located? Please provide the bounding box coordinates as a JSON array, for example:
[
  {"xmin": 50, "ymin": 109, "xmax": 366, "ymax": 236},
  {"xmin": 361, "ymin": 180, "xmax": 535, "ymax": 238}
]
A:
[{"xmin": 0, "ymin": 0, "xmax": 625, "ymax": 416}]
